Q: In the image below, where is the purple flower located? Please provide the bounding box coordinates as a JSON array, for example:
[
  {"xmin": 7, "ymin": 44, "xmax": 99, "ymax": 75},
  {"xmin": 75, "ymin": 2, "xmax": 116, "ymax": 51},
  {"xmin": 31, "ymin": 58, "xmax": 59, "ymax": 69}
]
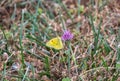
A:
[{"xmin": 62, "ymin": 30, "xmax": 73, "ymax": 41}]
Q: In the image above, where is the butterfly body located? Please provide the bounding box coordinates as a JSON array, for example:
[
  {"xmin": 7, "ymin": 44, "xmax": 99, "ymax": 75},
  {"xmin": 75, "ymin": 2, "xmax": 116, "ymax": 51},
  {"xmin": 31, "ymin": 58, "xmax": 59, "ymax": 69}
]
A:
[{"xmin": 46, "ymin": 37, "xmax": 63, "ymax": 50}]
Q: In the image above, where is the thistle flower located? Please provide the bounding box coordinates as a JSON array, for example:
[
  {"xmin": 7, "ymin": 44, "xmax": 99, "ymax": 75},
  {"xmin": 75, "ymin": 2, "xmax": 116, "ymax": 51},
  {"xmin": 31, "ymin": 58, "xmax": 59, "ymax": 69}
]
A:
[{"xmin": 62, "ymin": 30, "xmax": 73, "ymax": 41}]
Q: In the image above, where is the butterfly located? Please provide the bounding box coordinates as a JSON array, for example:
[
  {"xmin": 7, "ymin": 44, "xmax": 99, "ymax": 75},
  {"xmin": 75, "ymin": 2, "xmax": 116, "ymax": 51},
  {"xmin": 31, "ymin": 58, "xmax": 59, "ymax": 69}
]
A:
[{"xmin": 46, "ymin": 37, "xmax": 63, "ymax": 50}]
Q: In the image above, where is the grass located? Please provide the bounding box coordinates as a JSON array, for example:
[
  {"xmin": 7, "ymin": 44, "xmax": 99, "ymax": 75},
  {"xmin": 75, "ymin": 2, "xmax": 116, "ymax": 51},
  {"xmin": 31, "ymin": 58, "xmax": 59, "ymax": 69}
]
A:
[{"xmin": 0, "ymin": 0, "xmax": 120, "ymax": 81}]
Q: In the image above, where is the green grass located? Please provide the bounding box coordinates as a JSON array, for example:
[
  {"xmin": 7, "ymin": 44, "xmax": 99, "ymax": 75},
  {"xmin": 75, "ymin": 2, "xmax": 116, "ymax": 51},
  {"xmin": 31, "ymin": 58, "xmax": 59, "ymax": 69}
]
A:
[{"xmin": 0, "ymin": 0, "xmax": 120, "ymax": 81}]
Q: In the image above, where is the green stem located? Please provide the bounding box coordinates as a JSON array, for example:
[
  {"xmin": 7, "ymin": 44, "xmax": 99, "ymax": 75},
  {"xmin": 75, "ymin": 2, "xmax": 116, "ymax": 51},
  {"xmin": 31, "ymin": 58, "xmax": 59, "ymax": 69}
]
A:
[
  {"xmin": 69, "ymin": 42, "xmax": 78, "ymax": 75},
  {"xmin": 67, "ymin": 41, "xmax": 71, "ymax": 76},
  {"xmin": 67, "ymin": 41, "xmax": 78, "ymax": 76}
]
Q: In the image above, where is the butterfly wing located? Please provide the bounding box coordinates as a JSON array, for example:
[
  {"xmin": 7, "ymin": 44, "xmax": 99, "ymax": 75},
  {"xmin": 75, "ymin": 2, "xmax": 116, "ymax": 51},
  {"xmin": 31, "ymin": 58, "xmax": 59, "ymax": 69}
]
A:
[
  {"xmin": 46, "ymin": 38, "xmax": 56, "ymax": 48},
  {"xmin": 53, "ymin": 37, "xmax": 63, "ymax": 50},
  {"xmin": 46, "ymin": 37, "xmax": 63, "ymax": 50}
]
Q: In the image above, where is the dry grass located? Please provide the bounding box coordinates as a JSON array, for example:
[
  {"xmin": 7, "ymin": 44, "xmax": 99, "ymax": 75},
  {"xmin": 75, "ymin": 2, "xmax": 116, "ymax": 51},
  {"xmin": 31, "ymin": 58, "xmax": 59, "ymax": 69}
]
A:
[{"xmin": 0, "ymin": 0, "xmax": 120, "ymax": 81}]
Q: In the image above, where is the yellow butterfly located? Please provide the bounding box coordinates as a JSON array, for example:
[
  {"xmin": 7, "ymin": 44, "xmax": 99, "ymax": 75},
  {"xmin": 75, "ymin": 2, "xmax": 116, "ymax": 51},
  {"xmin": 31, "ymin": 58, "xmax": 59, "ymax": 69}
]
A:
[{"xmin": 46, "ymin": 37, "xmax": 63, "ymax": 50}]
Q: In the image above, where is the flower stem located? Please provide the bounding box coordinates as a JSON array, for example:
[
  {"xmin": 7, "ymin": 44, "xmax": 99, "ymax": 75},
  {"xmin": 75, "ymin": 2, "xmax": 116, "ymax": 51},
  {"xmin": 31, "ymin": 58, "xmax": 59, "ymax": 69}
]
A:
[
  {"xmin": 67, "ymin": 41, "xmax": 71, "ymax": 77},
  {"xmin": 67, "ymin": 41, "xmax": 78, "ymax": 77}
]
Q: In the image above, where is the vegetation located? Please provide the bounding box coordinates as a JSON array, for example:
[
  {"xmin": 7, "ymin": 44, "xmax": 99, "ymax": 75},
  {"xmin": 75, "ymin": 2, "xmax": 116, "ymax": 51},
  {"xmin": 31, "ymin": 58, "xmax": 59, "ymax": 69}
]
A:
[{"xmin": 0, "ymin": 0, "xmax": 120, "ymax": 81}]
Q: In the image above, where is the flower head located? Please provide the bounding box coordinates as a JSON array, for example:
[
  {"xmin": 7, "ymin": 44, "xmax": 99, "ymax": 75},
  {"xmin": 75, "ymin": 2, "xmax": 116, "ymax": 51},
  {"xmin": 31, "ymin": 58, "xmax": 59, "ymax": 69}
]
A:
[{"xmin": 62, "ymin": 30, "xmax": 73, "ymax": 41}]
